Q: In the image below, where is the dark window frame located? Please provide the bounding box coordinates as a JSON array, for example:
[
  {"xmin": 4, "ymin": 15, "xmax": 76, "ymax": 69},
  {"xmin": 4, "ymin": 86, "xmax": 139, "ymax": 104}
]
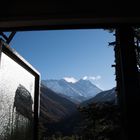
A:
[{"xmin": 0, "ymin": 43, "xmax": 40, "ymax": 140}]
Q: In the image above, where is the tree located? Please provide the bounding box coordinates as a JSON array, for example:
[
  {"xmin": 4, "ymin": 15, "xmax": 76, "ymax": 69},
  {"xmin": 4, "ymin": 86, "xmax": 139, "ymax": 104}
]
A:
[{"xmin": 78, "ymin": 102, "xmax": 121, "ymax": 140}]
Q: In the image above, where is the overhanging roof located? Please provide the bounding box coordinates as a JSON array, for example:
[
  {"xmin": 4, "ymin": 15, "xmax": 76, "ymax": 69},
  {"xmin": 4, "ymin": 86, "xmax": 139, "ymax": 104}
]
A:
[{"xmin": 0, "ymin": 1, "xmax": 140, "ymax": 31}]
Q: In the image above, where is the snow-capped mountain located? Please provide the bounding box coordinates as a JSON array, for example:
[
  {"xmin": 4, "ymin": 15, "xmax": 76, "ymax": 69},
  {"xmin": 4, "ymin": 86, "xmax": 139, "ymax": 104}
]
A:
[
  {"xmin": 41, "ymin": 79, "xmax": 102, "ymax": 102},
  {"xmin": 73, "ymin": 79, "xmax": 102, "ymax": 98}
]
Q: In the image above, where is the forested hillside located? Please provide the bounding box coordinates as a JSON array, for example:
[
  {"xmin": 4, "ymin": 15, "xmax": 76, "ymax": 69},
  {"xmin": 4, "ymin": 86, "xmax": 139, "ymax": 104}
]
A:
[{"xmin": 39, "ymin": 84, "xmax": 120, "ymax": 140}]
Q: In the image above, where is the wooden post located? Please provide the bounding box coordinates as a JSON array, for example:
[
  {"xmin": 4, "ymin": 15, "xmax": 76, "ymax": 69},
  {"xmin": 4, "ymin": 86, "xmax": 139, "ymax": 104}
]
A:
[{"xmin": 115, "ymin": 27, "xmax": 140, "ymax": 140}]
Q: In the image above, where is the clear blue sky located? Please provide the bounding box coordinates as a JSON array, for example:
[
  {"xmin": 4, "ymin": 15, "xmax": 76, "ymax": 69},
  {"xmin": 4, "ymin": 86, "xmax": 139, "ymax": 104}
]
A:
[{"xmin": 10, "ymin": 29, "xmax": 116, "ymax": 90}]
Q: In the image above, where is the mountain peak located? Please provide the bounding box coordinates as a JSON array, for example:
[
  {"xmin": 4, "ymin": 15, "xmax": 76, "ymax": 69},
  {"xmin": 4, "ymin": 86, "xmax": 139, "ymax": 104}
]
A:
[{"xmin": 42, "ymin": 78, "xmax": 102, "ymax": 103}]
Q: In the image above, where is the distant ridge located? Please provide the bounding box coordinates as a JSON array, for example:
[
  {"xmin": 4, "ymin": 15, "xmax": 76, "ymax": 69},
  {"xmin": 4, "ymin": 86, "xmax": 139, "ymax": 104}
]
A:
[
  {"xmin": 42, "ymin": 79, "xmax": 102, "ymax": 103},
  {"xmin": 81, "ymin": 87, "xmax": 116, "ymax": 106}
]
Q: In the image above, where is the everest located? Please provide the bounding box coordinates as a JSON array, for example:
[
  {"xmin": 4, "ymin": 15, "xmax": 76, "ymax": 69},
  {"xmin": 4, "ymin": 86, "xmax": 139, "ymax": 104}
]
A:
[{"xmin": 42, "ymin": 78, "xmax": 102, "ymax": 103}]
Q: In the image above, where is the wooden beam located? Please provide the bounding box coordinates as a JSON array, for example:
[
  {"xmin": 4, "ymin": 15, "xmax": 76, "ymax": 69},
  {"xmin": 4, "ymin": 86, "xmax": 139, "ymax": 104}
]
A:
[{"xmin": 115, "ymin": 27, "xmax": 140, "ymax": 140}]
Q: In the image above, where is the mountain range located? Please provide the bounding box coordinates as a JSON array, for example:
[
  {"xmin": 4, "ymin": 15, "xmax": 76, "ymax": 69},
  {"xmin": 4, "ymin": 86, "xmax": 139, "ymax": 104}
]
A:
[
  {"xmin": 42, "ymin": 79, "xmax": 102, "ymax": 103},
  {"xmin": 39, "ymin": 80, "xmax": 116, "ymax": 136}
]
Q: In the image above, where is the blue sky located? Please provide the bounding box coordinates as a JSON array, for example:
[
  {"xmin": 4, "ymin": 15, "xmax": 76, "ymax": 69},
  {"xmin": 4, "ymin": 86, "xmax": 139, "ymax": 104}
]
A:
[{"xmin": 10, "ymin": 29, "xmax": 115, "ymax": 90}]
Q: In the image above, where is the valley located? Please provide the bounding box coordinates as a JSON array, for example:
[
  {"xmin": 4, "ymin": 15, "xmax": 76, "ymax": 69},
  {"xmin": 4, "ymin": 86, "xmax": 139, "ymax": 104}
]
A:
[{"xmin": 39, "ymin": 79, "xmax": 119, "ymax": 140}]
